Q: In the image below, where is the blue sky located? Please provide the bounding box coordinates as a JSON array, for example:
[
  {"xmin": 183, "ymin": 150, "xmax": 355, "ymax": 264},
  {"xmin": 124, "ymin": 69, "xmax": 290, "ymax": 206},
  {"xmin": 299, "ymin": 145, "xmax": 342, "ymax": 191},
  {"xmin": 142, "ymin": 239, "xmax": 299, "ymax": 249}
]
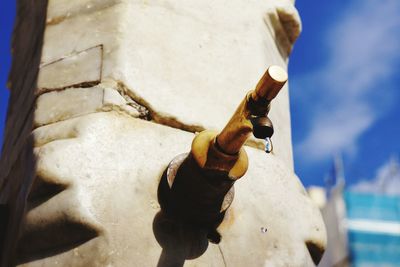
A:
[
  {"xmin": 290, "ymin": 0, "xmax": 400, "ymax": 187},
  {"xmin": 0, "ymin": 0, "xmax": 14, "ymax": 156},
  {"xmin": 0, "ymin": 0, "xmax": 399, "ymax": 188}
]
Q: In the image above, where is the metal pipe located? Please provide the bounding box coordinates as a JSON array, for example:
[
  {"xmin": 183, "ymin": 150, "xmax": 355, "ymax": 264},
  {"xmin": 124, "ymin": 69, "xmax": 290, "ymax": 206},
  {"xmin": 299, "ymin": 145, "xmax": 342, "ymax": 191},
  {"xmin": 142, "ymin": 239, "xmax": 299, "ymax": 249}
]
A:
[{"xmin": 216, "ymin": 65, "xmax": 288, "ymax": 155}]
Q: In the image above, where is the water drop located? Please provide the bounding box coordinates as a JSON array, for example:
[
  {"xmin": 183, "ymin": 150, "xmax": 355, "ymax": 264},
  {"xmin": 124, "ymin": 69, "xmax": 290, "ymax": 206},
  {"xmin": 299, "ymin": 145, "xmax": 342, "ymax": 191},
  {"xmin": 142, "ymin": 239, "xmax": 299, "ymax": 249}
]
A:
[{"xmin": 265, "ymin": 137, "xmax": 273, "ymax": 153}]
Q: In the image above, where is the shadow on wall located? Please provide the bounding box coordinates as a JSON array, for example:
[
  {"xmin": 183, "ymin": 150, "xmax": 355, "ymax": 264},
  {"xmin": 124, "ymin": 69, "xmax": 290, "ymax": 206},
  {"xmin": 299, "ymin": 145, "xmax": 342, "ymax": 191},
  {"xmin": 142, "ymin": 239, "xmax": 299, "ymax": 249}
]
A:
[
  {"xmin": 153, "ymin": 211, "xmax": 209, "ymax": 267},
  {"xmin": 0, "ymin": 0, "xmax": 48, "ymax": 266}
]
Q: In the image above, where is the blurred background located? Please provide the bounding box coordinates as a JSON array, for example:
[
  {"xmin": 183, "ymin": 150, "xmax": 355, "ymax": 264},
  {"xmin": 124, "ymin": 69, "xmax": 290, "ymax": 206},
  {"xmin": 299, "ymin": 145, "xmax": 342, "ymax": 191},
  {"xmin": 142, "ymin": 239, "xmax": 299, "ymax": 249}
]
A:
[
  {"xmin": 1, "ymin": 0, "xmax": 399, "ymax": 266},
  {"xmin": 290, "ymin": 0, "xmax": 400, "ymax": 266}
]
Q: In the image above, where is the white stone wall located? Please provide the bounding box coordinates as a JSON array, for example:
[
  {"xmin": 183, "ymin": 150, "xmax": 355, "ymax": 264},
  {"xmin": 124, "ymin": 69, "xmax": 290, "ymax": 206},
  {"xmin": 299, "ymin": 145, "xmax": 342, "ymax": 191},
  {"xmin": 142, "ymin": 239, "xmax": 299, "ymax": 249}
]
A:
[{"xmin": 1, "ymin": 0, "xmax": 326, "ymax": 266}]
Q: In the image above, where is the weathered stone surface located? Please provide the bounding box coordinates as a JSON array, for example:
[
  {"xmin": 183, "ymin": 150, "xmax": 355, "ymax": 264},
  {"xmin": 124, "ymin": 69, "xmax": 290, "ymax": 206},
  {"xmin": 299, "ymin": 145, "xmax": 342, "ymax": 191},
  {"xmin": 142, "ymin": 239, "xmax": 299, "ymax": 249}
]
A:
[
  {"xmin": 39, "ymin": 0, "xmax": 302, "ymax": 168},
  {"xmin": 40, "ymin": 1, "xmax": 121, "ymax": 75},
  {"xmin": 46, "ymin": 0, "xmax": 121, "ymax": 24},
  {"xmin": 220, "ymin": 148, "xmax": 326, "ymax": 266},
  {"xmin": 34, "ymin": 87, "xmax": 104, "ymax": 126},
  {"xmin": 37, "ymin": 45, "xmax": 102, "ymax": 93},
  {"xmin": 34, "ymin": 84, "xmax": 144, "ymax": 127},
  {"xmin": 16, "ymin": 112, "xmax": 325, "ymax": 266},
  {"xmin": 103, "ymin": 86, "xmax": 126, "ymax": 106}
]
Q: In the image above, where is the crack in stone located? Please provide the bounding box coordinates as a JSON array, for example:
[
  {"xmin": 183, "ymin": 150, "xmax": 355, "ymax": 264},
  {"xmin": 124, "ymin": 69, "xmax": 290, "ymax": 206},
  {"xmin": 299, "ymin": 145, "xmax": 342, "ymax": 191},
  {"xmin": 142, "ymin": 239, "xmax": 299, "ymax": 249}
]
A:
[
  {"xmin": 36, "ymin": 81, "xmax": 101, "ymax": 97},
  {"xmin": 218, "ymin": 245, "xmax": 227, "ymax": 267},
  {"xmin": 37, "ymin": 44, "xmax": 103, "ymax": 94},
  {"xmin": 112, "ymin": 85, "xmax": 150, "ymax": 120},
  {"xmin": 34, "ymin": 80, "xmax": 265, "ymax": 152},
  {"xmin": 33, "ymin": 83, "xmax": 150, "ymax": 130},
  {"xmin": 114, "ymin": 81, "xmax": 206, "ymax": 133}
]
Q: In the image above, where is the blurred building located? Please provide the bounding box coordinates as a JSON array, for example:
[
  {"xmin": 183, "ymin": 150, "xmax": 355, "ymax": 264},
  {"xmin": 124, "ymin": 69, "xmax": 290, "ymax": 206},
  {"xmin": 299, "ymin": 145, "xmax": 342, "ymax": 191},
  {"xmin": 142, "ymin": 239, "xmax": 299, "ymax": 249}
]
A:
[{"xmin": 309, "ymin": 156, "xmax": 400, "ymax": 267}]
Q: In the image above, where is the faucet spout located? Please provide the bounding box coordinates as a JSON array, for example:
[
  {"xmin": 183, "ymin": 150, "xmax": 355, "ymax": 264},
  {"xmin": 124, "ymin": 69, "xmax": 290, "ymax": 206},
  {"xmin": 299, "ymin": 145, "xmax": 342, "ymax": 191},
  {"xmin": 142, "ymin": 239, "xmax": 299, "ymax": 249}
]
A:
[
  {"xmin": 216, "ymin": 65, "xmax": 288, "ymax": 155},
  {"xmin": 190, "ymin": 65, "xmax": 287, "ymax": 180}
]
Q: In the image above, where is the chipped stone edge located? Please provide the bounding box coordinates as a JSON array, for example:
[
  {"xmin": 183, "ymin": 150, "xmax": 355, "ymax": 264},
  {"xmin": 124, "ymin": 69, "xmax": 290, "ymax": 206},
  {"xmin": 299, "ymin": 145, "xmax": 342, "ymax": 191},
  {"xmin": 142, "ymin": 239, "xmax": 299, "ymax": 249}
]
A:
[{"xmin": 264, "ymin": 3, "xmax": 302, "ymax": 58}]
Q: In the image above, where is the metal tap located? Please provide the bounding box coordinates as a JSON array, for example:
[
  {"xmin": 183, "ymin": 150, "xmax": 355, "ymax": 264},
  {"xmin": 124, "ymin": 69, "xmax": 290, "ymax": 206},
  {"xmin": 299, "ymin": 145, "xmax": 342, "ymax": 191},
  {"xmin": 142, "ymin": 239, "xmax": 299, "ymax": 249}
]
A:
[
  {"xmin": 156, "ymin": 65, "xmax": 288, "ymax": 247},
  {"xmin": 217, "ymin": 65, "xmax": 287, "ymax": 155},
  {"xmin": 191, "ymin": 65, "xmax": 288, "ymax": 179}
]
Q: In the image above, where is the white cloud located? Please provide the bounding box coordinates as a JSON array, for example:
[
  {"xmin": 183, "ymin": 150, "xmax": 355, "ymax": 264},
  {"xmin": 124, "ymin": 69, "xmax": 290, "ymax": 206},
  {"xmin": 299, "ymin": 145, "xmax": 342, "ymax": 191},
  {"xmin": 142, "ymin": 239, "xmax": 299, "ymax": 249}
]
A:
[
  {"xmin": 351, "ymin": 156, "xmax": 400, "ymax": 195},
  {"xmin": 293, "ymin": 0, "xmax": 400, "ymax": 162},
  {"xmin": 297, "ymin": 103, "xmax": 374, "ymax": 159}
]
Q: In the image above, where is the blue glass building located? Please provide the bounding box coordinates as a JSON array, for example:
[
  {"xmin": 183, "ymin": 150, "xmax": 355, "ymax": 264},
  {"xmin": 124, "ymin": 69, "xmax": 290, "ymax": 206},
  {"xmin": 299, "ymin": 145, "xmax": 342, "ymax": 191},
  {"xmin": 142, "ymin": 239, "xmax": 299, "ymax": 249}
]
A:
[{"xmin": 345, "ymin": 192, "xmax": 400, "ymax": 267}]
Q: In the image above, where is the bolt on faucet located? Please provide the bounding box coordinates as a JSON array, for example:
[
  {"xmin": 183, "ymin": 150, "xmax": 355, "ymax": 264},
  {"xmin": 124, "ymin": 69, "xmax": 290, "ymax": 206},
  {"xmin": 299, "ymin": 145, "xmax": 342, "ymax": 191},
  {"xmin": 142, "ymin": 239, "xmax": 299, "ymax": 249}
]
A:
[{"xmin": 156, "ymin": 65, "xmax": 288, "ymax": 245}]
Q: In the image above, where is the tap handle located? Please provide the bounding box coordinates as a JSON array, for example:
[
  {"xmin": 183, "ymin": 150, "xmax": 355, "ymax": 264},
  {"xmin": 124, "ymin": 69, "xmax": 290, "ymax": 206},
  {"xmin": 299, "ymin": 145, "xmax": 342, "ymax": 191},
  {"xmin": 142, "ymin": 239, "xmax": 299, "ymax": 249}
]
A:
[{"xmin": 251, "ymin": 116, "xmax": 274, "ymax": 139}]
